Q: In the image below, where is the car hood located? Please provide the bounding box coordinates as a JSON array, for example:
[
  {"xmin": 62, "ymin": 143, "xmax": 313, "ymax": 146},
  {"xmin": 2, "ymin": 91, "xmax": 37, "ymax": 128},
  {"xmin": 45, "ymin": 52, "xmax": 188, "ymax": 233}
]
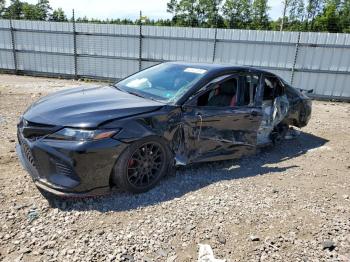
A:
[{"xmin": 23, "ymin": 85, "xmax": 164, "ymax": 128}]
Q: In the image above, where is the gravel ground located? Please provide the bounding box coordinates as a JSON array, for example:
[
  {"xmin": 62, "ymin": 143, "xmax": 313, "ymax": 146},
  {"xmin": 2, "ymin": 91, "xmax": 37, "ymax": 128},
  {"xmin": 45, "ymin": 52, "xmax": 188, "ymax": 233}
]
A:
[{"xmin": 0, "ymin": 74, "xmax": 349, "ymax": 262}]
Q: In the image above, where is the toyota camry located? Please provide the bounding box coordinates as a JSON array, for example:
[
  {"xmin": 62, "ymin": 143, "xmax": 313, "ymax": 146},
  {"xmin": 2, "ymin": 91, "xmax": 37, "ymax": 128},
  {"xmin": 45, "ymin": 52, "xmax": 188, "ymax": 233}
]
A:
[{"xmin": 16, "ymin": 62, "xmax": 312, "ymax": 197}]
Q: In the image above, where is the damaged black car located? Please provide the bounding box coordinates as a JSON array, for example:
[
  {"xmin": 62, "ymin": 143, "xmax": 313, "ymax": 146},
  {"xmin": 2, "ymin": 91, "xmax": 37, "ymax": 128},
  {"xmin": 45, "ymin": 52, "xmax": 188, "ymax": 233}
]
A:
[{"xmin": 16, "ymin": 62, "xmax": 312, "ymax": 197}]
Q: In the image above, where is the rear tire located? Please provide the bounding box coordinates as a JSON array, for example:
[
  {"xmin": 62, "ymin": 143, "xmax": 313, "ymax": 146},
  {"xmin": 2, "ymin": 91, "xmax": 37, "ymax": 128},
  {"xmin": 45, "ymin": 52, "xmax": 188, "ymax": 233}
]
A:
[{"xmin": 112, "ymin": 137, "xmax": 170, "ymax": 193}]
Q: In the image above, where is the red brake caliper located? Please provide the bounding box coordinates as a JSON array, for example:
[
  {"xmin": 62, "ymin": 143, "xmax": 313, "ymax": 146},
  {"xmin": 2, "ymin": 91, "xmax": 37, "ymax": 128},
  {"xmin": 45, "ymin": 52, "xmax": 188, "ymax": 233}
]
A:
[{"xmin": 128, "ymin": 159, "xmax": 135, "ymax": 168}]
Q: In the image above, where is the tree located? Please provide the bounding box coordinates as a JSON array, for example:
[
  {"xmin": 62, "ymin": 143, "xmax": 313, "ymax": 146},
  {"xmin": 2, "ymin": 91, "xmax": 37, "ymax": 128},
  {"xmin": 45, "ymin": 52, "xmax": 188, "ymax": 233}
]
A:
[
  {"xmin": 313, "ymin": 0, "xmax": 341, "ymax": 32},
  {"xmin": 166, "ymin": 0, "xmax": 222, "ymax": 27},
  {"xmin": 166, "ymin": 0, "xmax": 195, "ymax": 26},
  {"xmin": 0, "ymin": 0, "xmax": 5, "ymax": 17},
  {"xmin": 279, "ymin": 0, "xmax": 305, "ymax": 31},
  {"xmin": 36, "ymin": 0, "xmax": 52, "ymax": 20},
  {"xmin": 306, "ymin": 0, "xmax": 325, "ymax": 30},
  {"xmin": 339, "ymin": 0, "xmax": 350, "ymax": 32},
  {"xmin": 199, "ymin": 0, "xmax": 223, "ymax": 27},
  {"xmin": 289, "ymin": 0, "xmax": 306, "ymax": 21},
  {"xmin": 3, "ymin": 0, "xmax": 24, "ymax": 19},
  {"xmin": 22, "ymin": 2, "xmax": 42, "ymax": 20},
  {"xmin": 223, "ymin": 0, "xmax": 251, "ymax": 29},
  {"xmin": 280, "ymin": 0, "xmax": 290, "ymax": 30},
  {"xmin": 251, "ymin": 0, "xmax": 270, "ymax": 29},
  {"xmin": 50, "ymin": 8, "xmax": 67, "ymax": 22}
]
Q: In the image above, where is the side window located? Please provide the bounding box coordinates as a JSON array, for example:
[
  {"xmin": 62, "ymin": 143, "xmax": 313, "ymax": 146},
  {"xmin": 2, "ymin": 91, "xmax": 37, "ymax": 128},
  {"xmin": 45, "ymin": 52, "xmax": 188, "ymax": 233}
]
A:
[
  {"xmin": 241, "ymin": 74, "xmax": 260, "ymax": 106},
  {"xmin": 197, "ymin": 77, "xmax": 239, "ymax": 107},
  {"xmin": 263, "ymin": 76, "xmax": 285, "ymax": 100}
]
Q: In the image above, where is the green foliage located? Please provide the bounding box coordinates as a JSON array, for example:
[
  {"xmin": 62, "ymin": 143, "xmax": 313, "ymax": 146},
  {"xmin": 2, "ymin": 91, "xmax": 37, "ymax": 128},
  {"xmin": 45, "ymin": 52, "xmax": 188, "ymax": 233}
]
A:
[
  {"xmin": 3, "ymin": 0, "xmax": 24, "ymax": 19},
  {"xmin": 0, "ymin": 0, "xmax": 349, "ymax": 33},
  {"xmin": 22, "ymin": 2, "xmax": 41, "ymax": 20},
  {"xmin": 2, "ymin": 0, "xmax": 53, "ymax": 20},
  {"xmin": 36, "ymin": 0, "xmax": 51, "ymax": 20},
  {"xmin": 222, "ymin": 0, "xmax": 251, "ymax": 29},
  {"xmin": 251, "ymin": 0, "xmax": 270, "ymax": 29},
  {"xmin": 0, "ymin": 0, "xmax": 5, "ymax": 16},
  {"xmin": 50, "ymin": 8, "xmax": 67, "ymax": 22},
  {"xmin": 339, "ymin": 0, "xmax": 350, "ymax": 32},
  {"xmin": 166, "ymin": 0, "xmax": 223, "ymax": 27}
]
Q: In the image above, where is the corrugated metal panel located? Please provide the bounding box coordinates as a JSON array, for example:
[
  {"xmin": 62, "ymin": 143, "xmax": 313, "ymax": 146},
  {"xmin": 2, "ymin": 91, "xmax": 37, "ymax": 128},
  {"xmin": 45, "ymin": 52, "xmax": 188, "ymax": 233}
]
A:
[
  {"xmin": 216, "ymin": 28, "xmax": 299, "ymax": 43},
  {"xmin": 297, "ymin": 32, "xmax": 350, "ymax": 72},
  {"xmin": 143, "ymin": 37, "xmax": 214, "ymax": 62},
  {"xmin": 143, "ymin": 26, "xmax": 216, "ymax": 39},
  {"xmin": 15, "ymin": 31, "xmax": 73, "ymax": 53},
  {"xmin": 77, "ymin": 57, "xmax": 138, "ymax": 79},
  {"xmin": 293, "ymin": 71, "xmax": 350, "ymax": 97},
  {"xmin": 77, "ymin": 35, "xmax": 139, "ymax": 58},
  {"xmin": 296, "ymin": 45, "xmax": 350, "ymax": 71},
  {"xmin": 0, "ymin": 50, "xmax": 14, "ymax": 69},
  {"xmin": 0, "ymin": 30, "xmax": 12, "ymax": 49},
  {"xmin": 76, "ymin": 23, "xmax": 139, "ymax": 35},
  {"xmin": 215, "ymin": 42, "xmax": 295, "ymax": 68},
  {"xmin": 12, "ymin": 20, "xmax": 72, "ymax": 32},
  {"xmin": 215, "ymin": 29, "xmax": 296, "ymax": 68},
  {"xmin": 142, "ymin": 26, "xmax": 215, "ymax": 62},
  {"xmin": 0, "ymin": 19, "xmax": 10, "ymax": 28},
  {"xmin": 17, "ymin": 52, "xmax": 74, "ymax": 74}
]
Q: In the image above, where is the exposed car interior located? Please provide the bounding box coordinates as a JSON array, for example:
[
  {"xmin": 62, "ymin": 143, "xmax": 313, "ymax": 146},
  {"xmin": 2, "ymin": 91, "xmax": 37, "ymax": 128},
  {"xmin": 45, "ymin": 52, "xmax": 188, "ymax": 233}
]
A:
[
  {"xmin": 196, "ymin": 75, "xmax": 258, "ymax": 107},
  {"xmin": 197, "ymin": 78, "xmax": 238, "ymax": 107},
  {"xmin": 258, "ymin": 75, "xmax": 289, "ymax": 144},
  {"xmin": 207, "ymin": 79, "xmax": 238, "ymax": 107}
]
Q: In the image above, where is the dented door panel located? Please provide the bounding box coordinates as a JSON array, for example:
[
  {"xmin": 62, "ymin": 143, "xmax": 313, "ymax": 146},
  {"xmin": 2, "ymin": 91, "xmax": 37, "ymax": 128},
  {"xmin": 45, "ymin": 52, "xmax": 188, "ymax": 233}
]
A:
[{"xmin": 182, "ymin": 106, "xmax": 263, "ymax": 163}]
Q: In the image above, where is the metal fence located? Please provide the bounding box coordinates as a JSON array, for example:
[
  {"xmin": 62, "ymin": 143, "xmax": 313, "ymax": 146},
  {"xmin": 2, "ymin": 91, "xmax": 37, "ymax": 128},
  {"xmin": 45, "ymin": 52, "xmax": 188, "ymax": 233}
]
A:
[{"xmin": 0, "ymin": 19, "xmax": 349, "ymax": 100}]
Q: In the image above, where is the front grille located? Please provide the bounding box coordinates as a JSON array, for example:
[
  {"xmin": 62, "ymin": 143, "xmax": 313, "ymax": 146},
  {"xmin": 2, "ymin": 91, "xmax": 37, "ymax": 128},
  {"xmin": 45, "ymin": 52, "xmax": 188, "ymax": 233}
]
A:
[
  {"xmin": 55, "ymin": 160, "xmax": 74, "ymax": 177},
  {"xmin": 20, "ymin": 137, "xmax": 36, "ymax": 168}
]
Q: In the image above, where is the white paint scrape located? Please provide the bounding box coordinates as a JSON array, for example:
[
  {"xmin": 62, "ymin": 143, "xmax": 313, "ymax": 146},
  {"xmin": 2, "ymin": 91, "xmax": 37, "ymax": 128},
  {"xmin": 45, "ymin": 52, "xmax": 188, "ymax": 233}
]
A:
[{"xmin": 198, "ymin": 244, "xmax": 226, "ymax": 262}]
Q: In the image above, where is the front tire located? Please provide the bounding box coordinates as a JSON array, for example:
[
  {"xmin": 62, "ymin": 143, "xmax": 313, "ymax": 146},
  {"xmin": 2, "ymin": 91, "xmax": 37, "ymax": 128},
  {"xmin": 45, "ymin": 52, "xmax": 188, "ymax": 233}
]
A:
[{"xmin": 112, "ymin": 137, "xmax": 170, "ymax": 193}]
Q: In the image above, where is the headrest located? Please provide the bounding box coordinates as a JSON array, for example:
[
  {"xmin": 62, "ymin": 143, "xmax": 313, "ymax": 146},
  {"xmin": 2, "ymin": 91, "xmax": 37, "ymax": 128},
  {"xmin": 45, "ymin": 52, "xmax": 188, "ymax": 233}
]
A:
[{"xmin": 220, "ymin": 79, "xmax": 237, "ymax": 95}]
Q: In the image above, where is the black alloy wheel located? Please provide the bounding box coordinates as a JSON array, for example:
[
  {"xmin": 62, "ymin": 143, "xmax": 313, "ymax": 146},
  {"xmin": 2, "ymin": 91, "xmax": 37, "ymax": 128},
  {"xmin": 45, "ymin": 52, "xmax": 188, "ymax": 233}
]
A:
[
  {"xmin": 126, "ymin": 142, "xmax": 163, "ymax": 188},
  {"xmin": 113, "ymin": 137, "xmax": 169, "ymax": 193}
]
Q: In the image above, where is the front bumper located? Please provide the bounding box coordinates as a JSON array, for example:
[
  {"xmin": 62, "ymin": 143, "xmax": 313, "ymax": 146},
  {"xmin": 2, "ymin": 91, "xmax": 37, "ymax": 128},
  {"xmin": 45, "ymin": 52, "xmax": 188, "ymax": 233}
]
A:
[{"xmin": 16, "ymin": 133, "xmax": 129, "ymax": 197}]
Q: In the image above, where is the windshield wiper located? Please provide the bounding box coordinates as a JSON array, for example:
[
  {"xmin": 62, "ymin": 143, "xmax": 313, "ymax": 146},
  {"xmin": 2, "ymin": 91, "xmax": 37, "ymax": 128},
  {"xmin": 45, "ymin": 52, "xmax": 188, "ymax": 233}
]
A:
[
  {"xmin": 113, "ymin": 86, "xmax": 163, "ymax": 103},
  {"xmin": 112, "ymin": 84, "xmax": 123, "ymax": 91},
  {"xmin": 124, "ymin": 90, "xmax": 145, "ymax": 99}
]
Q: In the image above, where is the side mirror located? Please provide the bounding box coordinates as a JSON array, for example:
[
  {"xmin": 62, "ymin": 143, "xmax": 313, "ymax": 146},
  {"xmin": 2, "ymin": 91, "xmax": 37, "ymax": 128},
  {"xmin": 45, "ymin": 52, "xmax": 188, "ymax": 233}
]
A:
[{"xmin": 181, "ymin": 105, "xmax": 189, "ymax": 112}]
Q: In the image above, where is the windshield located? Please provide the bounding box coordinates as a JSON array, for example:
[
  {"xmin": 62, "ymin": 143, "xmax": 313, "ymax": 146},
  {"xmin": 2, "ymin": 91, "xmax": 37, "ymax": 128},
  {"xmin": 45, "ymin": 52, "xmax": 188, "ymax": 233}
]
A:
[{"xmin": 115, "ymin": 63, "xmax": 208, "ymax": 103}]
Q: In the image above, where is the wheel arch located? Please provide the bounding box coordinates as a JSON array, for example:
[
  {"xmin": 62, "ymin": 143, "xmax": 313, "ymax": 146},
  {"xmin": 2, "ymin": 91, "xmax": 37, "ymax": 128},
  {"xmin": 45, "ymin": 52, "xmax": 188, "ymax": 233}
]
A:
[{"xmin": 108, "ymin": 134, "xmax": 175, "ymax": 189}]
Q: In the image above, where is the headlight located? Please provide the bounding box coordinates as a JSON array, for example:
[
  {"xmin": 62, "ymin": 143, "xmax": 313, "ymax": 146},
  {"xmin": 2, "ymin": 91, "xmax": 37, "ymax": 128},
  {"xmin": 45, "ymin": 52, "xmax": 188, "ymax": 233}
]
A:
[{"xmin": 47, "ymin": 128, "xmax": 120, "ymax": 141}]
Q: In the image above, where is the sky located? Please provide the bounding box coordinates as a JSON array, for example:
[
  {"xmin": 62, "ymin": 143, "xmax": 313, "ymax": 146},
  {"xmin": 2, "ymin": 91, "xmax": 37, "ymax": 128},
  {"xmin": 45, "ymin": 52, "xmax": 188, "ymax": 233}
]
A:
[{"xmin": 8, "ymin": 0, "xmax": 284, "ymax": 20}]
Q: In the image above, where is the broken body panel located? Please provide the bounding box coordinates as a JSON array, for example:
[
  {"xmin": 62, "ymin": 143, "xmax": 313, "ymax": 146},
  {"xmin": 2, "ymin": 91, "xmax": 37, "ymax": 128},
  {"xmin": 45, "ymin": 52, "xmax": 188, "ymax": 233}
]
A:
[{"xmin": 17, "ymin": 62, "xmax": 312, "ymax": 195}]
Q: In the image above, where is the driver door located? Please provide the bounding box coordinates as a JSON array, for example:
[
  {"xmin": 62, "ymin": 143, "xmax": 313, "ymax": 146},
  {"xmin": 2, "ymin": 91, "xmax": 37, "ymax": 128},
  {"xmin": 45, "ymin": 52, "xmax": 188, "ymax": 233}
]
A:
[{"xmin": 182, "ymin": 73, "xmax": 263, "ymax": 163}]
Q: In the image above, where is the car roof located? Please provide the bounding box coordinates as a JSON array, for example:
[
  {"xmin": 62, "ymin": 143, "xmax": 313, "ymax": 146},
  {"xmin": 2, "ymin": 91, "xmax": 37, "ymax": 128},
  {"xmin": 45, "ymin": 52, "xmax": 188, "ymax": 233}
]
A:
[{"xmin": 166, "ymin": 61, "xmax": 274, "ymax": 76}]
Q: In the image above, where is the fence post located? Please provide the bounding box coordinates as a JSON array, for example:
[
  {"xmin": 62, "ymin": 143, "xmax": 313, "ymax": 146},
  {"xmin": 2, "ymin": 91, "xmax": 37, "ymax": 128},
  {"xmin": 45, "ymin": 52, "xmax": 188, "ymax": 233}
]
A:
[
  {"xmin": 72, "ymin": 9, "xmax": 78, "ymax": 80},
  {"xmin": 138, "ymin": 10, "xmax": 143, "ymax": 71},
  {"xmin": 290, "ymin": 31, "xmax": 301, "ymax": 85},
  {"xmin": 9, "ymin": 19, "xmax": 18, "ymax": 74},
  {"xmin": 212, "ymin": 27, "xmax": 218, "ymax": 63}
]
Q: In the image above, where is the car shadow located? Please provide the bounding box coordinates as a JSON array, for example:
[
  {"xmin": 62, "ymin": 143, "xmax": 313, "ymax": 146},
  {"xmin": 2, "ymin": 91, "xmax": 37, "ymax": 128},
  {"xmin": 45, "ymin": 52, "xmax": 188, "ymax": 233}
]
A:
[{"xmin": 60, "ymin": 131, "xmax": 328, "ymax": 212}]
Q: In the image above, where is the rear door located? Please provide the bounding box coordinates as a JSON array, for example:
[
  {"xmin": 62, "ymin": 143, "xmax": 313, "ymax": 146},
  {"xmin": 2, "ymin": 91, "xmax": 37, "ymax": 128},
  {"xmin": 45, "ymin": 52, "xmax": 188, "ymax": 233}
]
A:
[{"xmin": 182, "ymin": 72, "xmax": 263, "ymax": 163}]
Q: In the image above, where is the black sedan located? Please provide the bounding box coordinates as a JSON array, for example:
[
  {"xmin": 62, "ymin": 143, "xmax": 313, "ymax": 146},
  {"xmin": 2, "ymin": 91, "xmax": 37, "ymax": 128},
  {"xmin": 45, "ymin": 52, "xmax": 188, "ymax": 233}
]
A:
[{"xmin": 16, "ymin": 62, "xmax": 312, "ymax": 197}]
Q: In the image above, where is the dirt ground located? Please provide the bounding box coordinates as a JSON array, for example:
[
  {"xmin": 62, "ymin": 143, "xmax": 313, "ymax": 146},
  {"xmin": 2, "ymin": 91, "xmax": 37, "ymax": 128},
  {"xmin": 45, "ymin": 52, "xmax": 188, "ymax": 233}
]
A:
[{"xmin": 0, "ymin": 74, "xmax": 349, "ymax": 262}]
